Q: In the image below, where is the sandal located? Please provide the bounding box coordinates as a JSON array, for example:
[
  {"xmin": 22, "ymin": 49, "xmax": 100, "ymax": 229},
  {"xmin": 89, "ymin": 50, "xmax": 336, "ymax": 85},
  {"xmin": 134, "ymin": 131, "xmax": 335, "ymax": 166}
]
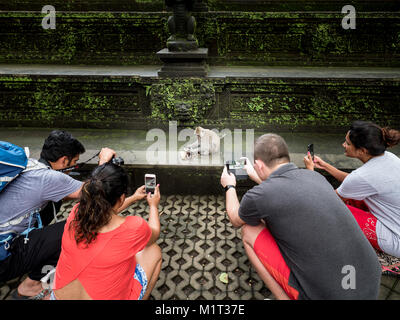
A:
[
  {"xmin": 10, "ymin": 288, "xmax": 51, "ymax": 300},
  {"xmin": 31, "ymin": 288, "xmax": 51, "ymax": 300}
]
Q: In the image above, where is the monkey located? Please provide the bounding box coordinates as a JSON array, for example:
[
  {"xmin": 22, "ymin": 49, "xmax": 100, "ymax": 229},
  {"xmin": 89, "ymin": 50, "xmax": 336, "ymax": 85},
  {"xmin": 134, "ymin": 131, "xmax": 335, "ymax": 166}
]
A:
[{"xmin": 180, "ymin": 127, "xmax": 221, "ymax": 160}]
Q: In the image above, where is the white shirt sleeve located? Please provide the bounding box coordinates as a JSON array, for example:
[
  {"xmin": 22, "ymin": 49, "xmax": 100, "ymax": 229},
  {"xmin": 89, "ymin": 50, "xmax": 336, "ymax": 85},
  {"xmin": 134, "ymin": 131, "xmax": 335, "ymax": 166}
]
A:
[{"xmin": 337, "ymin": 171, "xmax": 378, "ymax": 200}]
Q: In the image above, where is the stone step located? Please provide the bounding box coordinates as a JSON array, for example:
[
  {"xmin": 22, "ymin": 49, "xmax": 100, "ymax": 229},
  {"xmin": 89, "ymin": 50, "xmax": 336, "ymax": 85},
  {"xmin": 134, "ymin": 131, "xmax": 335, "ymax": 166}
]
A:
[
  {"xmin": 1, "ymin": 65, "xmax": 399, "ymax": 131},
  {"xmin": 0, "ymin": 11, "xmax": 399, "ymax": 67}
]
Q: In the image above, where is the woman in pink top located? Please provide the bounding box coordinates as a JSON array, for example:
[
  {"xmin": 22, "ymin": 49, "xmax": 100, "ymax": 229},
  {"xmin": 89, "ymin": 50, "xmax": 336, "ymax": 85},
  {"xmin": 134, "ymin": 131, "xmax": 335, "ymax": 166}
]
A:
[{"xmin": 52, "ymin": 163, "xmax": 162, "ymax": 300}]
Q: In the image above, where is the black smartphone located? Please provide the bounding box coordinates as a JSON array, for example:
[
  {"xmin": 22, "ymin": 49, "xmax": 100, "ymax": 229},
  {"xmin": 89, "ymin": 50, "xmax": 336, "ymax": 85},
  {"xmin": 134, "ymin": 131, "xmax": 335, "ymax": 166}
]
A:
[
  {"xmin": 225, "ymin": 159, "xmax": 248, "ymax": 181},
  {"xmin": 307, "ymin": 144, "xmax": 314, "ymax": 161}
]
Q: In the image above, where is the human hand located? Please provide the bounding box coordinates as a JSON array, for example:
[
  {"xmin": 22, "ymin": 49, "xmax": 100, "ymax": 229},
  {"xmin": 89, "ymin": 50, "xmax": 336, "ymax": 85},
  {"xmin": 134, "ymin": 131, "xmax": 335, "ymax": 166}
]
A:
[
  {"xmin": 220, "ymin": 166, "xmax": 236, "ymax": 188},
  {"xmin": 313, "ymin": 155, "xmax": 328, "ymax": 170},
  {"xmin": 98, "ymin": 147, "xmax": 116, "ymax": 166},
  {"xmin": 132, "ymin": 185, "xmax": 147, "ymax": 202},
  {"xmin": 303, "ymin": 152, "xmax": 314, "ymax": 171},
  {"xmin": 146, "ymin": 184, "xmax": 160, "ymax": 208},
  {"xmin": 240, "ymin": 157, "xmax": 262, "ymax": 184}
]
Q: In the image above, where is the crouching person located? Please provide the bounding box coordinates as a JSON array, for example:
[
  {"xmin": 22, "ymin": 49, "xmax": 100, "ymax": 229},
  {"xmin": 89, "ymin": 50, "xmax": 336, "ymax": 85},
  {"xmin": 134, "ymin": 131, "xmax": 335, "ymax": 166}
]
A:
[
  {"xmin": 52, "ymin": 163, "xmax": 162, "ymax": 300},
  {"xmin": 220, "ymin": 133, "xmax": 381, "ymax": 300}
]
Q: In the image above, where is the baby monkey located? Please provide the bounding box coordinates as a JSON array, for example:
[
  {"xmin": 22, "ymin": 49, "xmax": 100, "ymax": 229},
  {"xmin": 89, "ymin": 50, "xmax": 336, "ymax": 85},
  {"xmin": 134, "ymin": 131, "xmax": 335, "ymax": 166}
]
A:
[{"xmin": 181, "ymin": 127, "xmax": 221, "ymax": 160}]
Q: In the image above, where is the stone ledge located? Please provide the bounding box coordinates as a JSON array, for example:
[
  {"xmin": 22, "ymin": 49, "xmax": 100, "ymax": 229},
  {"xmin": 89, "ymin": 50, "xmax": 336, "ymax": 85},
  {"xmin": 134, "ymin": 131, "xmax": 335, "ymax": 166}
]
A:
[{"xmin": 1, "ymin": 127, "xmax": 399, "ymax": 194}]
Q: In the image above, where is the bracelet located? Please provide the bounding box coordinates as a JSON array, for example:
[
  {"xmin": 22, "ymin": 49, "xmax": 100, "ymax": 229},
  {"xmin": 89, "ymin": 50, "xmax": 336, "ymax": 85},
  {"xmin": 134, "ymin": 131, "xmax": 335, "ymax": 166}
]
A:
[{"xmin": 224, "ymin": 185, "xmax": 236, "ymax": 192}]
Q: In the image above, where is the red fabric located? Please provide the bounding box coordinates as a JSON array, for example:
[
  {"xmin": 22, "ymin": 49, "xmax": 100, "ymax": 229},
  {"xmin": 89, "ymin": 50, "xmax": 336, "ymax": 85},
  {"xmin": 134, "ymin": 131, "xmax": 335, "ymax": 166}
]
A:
[
  {"xmin": 54, "ymin": 203, "xmax": 152, "ymax": 300},
  {"xmin": 346, "ymin": 203, "xmax": 380, "ymax": 251},
  {"xmin": 253, "ymin": 228, "xmax": 299, "ymax": 300},
  {"xmin": 344, "ymin": 199, "xmax": 370, "ymax": 212}
]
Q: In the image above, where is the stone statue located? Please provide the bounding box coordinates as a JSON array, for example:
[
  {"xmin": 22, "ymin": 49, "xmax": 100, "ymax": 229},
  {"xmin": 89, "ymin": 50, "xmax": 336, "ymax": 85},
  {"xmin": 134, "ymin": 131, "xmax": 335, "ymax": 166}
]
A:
[{"xmin": 165, "ymin": 0, "xmax": 198, "ymax": 51}]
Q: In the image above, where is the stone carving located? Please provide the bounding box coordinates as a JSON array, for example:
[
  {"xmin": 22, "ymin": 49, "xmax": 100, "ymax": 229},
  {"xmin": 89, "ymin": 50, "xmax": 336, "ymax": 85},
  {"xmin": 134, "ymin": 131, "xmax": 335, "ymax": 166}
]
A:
[
  {"xmin": 174, "ymin": 102, "xmax": 193, "ymax": 121},
  {"xmin": 165, "ymin": 0, "xmax": 198, "ymax": 51}
]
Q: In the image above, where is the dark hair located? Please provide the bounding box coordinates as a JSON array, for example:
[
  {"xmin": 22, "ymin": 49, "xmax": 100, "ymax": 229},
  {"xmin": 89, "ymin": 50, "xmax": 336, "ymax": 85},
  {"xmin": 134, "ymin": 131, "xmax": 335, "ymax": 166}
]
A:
[
  {"xmin": 70, "ymin": 163, "xmax": 129, "ymax": 245},
  {"xmin": 40, "ymin": 130, "xmax": 85, "ymax": 163},
  {"xmin": 254, "ymin": 133, "xmax": 290, "ymax": 167},
  {"xmin": 349, "ymin": 121, "xmax": 400, "ymax": 156}
]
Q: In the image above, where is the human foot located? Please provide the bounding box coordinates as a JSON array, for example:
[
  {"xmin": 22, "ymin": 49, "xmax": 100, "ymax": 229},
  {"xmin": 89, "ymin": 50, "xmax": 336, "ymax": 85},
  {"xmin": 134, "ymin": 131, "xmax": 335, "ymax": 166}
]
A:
[{"xmin": 16, "ymin": 277, "xmax": 43, "ymax": 297}]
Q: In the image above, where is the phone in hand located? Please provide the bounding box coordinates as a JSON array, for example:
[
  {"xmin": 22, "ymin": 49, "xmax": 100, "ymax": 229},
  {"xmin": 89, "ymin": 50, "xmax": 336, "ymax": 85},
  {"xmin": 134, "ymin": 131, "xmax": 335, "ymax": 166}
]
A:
[
  {"xmin": 307, "ymin": 144, "xmax": 314, "ymax": 161},
  {"xmin": 145, "ymin": 174, "xmax": 156, "ymax": 195},
  {"xmin": 225, "ymin": 158, "xmax": 248, "ymax": 181}
]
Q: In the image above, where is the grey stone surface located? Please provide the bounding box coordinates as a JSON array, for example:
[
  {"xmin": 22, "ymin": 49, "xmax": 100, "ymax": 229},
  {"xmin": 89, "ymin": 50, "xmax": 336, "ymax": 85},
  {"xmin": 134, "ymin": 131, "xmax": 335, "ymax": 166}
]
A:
[
  {"xmin": 1, "ymin": 65, "xmax": 400, "ymax": 79},
  {"xmin": 157, "ymin": 48, "xmax": 209, "ymax": 77},
  {"xmin": 2, "ymin": 127, "xmax": 398, "ymax": 170}
]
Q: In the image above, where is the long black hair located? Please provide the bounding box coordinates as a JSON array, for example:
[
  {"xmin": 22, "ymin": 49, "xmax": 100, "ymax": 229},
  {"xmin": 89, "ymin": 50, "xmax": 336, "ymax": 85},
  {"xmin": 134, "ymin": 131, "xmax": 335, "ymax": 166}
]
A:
[
  {"xmin": 349, "ymin": 121, "xmax": 400, "ymax": 156},
  {"xmin": 70, "ymin": 163, "xmax": 128, "ymax": 245}
]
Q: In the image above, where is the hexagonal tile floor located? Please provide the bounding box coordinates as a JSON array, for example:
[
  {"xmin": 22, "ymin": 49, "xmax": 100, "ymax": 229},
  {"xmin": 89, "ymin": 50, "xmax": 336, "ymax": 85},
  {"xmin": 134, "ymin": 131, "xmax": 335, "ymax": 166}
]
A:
[{"xmin": 1, "ymin": 195, "xmax": 399, "ymax": 300}]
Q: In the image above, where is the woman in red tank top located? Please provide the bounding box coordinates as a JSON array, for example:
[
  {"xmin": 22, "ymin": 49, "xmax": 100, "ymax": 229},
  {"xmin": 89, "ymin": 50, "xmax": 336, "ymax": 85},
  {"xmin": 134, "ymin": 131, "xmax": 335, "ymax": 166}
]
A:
[{"xmin": 52, "ymin": 163, "xmax": 162, "ymax": 300}]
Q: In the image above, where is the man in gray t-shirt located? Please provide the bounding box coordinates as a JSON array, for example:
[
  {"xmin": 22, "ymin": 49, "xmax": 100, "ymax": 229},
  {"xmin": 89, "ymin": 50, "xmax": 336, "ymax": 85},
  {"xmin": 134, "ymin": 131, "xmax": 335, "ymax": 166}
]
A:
[
  {"xmin": 220, "ymin": 133, "xmax": 381, "ymax": 300},
  {"xmin": 0, "ymin": 167, "xmax": 82, "ymax": 234},
  {"xmin": 0, "ymin": 130, "xmax": 116, "ymax": 299}
]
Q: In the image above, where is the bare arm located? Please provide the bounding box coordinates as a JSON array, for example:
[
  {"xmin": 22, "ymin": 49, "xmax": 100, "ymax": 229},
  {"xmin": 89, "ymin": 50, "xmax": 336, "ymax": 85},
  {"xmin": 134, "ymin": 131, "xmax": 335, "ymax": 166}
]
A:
[
  {"xmin": 319, "ymin": 160, "xmax": 349, "ymax": 183},
  {"xmin": 304, "ymin": 154, "xmax": 349, "ymax": 183},
  {"xmin": 145, "ymin": 185, "xmax": 161, "ymax": 246},
  {"xmin": 116, "ymin": 185, "xmax": 146, "ymax": 214},
  {"xmin": 225, "ymin": 188, "xmax": 246, "ymax": 228},
  {"xmin": 220, "ymin": 167, "xmax": 246, "ymax": 228},
  {"xmin": 241, "ymin": 157, "xmax": 262, "ymax": 185}
]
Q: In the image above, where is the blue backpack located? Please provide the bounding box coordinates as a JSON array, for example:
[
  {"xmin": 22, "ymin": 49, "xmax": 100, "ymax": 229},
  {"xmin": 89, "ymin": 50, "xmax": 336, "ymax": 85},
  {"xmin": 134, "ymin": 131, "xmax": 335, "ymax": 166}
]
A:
[
  {"xmin": 0, "ymin": 141, "xmax": 49, "ymax": 261},
  {"xmin": 0, "ymin": 141, "xmax": 29, "ymax": 192}
]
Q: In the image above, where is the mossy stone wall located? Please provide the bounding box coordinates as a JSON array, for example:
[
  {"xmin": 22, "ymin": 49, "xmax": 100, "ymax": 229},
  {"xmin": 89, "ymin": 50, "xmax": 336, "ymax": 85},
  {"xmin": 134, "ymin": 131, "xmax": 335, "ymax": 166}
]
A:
[
  {"xmin": 1, "ymin": 0, "xmax": 398, "ymax": 11},
  {"xmin": 0, "ymin": 12, "xmax": 399, "ymax": 67},
  {"xmin": 1, "ymin": 75, "xmax": 399, "ymax": 132}
]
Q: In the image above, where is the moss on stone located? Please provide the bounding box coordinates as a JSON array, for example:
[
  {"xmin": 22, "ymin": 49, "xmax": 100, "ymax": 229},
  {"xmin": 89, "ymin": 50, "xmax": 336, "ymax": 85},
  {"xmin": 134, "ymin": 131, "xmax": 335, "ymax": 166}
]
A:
[
  {"xmin": 0, "ymin": 11, "xmax": 399, "ymax": 66},
  {"xmin": 149, "ymin": 79, "xmax": 216, "ymax": 125}
]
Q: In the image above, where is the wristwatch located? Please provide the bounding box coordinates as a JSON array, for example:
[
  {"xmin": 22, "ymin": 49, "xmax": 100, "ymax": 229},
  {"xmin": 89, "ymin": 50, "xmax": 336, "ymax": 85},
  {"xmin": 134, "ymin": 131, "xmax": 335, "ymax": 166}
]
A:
[{"xmin": 224, "ymin": 185, "xmax": 236, "ymax": 192}]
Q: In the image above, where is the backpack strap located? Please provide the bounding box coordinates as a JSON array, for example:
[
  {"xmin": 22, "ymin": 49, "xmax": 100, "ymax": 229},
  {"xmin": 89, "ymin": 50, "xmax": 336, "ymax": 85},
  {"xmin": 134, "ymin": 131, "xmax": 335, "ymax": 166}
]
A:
[
  {"xmin": 22, "ymin": 158, "xmax": 49, "ymax": 173},
  {"xmin": 20, "ymin": 209, "xmax": 42, "ymax": 244}
]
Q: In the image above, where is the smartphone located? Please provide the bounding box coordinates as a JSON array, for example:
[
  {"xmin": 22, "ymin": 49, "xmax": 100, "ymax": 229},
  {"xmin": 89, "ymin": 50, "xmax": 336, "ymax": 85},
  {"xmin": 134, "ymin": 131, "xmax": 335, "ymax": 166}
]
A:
[
  {"xmin": 225, "ymin": 159, "xmax": 248, "ymax": 181},
  {"xmin": 307, "ymin": 144, "xmax": 314, "ymax": 161},
  {"xmin": 145, "ymin": 174, "xmax": 156, "ymax": 195}
]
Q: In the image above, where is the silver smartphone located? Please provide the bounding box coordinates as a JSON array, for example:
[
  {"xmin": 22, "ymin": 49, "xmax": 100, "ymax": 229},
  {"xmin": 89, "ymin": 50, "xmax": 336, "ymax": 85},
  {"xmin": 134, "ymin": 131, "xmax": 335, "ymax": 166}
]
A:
[{"xmin": 145, "ymin": 174, "xmax": 156, "ymax": 195}]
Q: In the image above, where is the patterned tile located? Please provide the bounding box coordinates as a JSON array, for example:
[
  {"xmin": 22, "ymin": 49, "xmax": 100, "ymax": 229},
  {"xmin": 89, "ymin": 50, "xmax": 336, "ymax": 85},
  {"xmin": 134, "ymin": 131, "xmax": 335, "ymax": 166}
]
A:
[{"xmin": 1, "ymin": 196, "xmax": 399, "ymax": 300}]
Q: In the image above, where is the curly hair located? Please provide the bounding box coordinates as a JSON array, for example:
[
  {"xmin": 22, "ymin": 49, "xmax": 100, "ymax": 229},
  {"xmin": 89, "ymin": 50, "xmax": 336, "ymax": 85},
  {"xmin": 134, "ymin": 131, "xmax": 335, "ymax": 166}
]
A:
[{"xmin": 70, "ymin": 163, "xmax": 128, "ymax": 246}]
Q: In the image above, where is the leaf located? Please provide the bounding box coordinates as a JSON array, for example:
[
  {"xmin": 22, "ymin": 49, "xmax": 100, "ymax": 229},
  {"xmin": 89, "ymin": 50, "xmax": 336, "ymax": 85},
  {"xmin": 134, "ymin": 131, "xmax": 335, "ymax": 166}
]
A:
[{"xmin": 219, "ymin": 272, "xmax": 229, "ymax": 284}]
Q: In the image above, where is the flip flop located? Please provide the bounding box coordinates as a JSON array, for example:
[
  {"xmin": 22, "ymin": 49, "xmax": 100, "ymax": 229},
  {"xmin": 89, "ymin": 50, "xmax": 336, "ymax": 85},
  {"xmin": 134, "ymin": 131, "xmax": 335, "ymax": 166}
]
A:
[
  {"xmin": 10, "ymin": 288, "xmax": 51, "ymax": 300},
  {"xmin": 10, "ymin": 289, "xmax": 31, "ymax": 300}
]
